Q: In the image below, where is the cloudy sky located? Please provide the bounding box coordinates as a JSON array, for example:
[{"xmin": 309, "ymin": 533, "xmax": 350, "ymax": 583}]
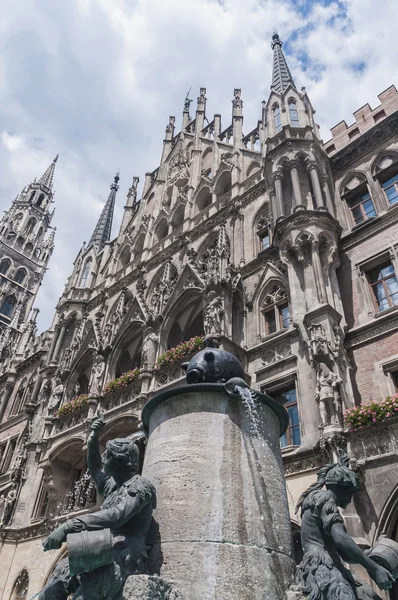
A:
[{"xmin": 1, "ymin": 0, "xmax": 397, "ymax": 332}]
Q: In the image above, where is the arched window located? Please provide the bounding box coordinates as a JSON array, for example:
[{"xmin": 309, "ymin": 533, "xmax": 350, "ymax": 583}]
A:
[
  {"xmin": 261, "ymin": 283, "xmax": 289, "ymax": 337},
  {"xmin": 11, "ymin": 569, "xmax": 29, "ymax": 599},
  {"xmin": 0, "ymin": 295, "xmax": 16, "ymax": 318},
  {"xmin": 36, "ymin": 193, "xmax": 45, "ymax": 208},
  {"xmin": 6, "ymin": 231, "xmax": 16, "ymax": 241},
  {"xmin": 25, "ymin": 218, "xmax": 36, "ymax": 235},
  {"xmin": 196, "ymin": 188, "xmax": 212, "ymax": 212},
  {"xmin": 14, "ymin": 269, "xmax": 27, "ymax": 284},
  {"xmin": 167, "ymin": 296, "xmax": 204, "ymax": 349},
  {"xmin": 171, "ymin": 204, "xmax": 185, "ymax": 231},
  {"xmin": 273, "ymin": 104, "xmax": 282, "ymax": 133},
  {"xmin": 0, "ymin": 259, "xmax": 11, "ymax": 275},
  {"xmin": 16, "ymin": 236, "xmax": 25, "ymax": 247},
  {"xmin": 79, "ymin": 258, "xmax": 92, "ymax": 287},
  {"xmin": 134, "ymin": 234, "xmax": 145, "ymax": 258},
  {"xmin": 119, "ymin": 245, "xmax": 131, "ymax": 269},
  {"xmin": 37, "ymin": 226, "xmax": 44, "ymax": 240},
  {"xmin": 29, "ymin": 190, "xmax": 36, "ymax": 203},
  {"xmin": 289, "ymin": 99, "xmax": 299, "ymax": 127},
  {"xmin": 25, "ymin": 243, "xmax": 33, "ymax": 255},
  {"xmin": 12, "ymin": 377, "xmax": 27, "ymax": 415}
]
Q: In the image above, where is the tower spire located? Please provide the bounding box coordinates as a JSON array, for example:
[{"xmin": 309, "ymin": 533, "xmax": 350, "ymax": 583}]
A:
[
  {"xmin": 271, "ymin": 32, "xmax": 296, "ymax": 95},
  {"xmin": 38, "ymin": 154, "xmax": 59, "ymax": 190},
  {"xmin": 88, "ymin": 172, "xmax": 119, "ymax": 251}
]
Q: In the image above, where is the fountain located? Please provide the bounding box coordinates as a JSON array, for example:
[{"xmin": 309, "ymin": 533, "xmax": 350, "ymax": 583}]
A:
[{"xmin": 141, "ymin": 348, "xmax": 295, "ymax": 599}]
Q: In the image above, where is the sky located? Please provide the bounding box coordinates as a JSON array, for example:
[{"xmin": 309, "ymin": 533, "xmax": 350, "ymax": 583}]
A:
[{"xmin": 1, "ymin": 0, "xmax": 398, "ymax": 332}]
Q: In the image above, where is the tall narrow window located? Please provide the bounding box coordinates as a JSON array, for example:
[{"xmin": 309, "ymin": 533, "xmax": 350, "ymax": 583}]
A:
[
  {"xmin": 271, "ymin": 385, "xmax": 300, "ymax": 447},
  {"xmin": 14, "ymin": 269, "xmax": 26, "ymax": 284},
  {"xmin": 11, "ymin": 569, "xmax": 29, "ymax": 599},
  {"xmin": 381, "ymin": 172, "xmax": 398, "ymax": 206},
  {"xmin": 0, "ymin": 259, "xmax": 11, "ymax": 275},
  {"xmin": 79, "ymin": 258, "xmax": 92, "ymax": 287},
  {"xmin": 273, "ymin": 104, "xmax": 282, "ymax": 133},
  {"xmin": 346, "ymin": 190, "xmax": 376, "ymax": 225},
  {"xmin": 36, "ymin": 486, "xmax": 50, "ymax": 519},
  {"xmin": 25, "ymin": 218, "xmax": 36, "ymax": 235},
  {"xmin": 259, "ymin": 228, "xmax": 270, "ymax": 251},
  {"xmin": 261, "ymin": 284, "xmax": 290, "ymax": 338},
  {"xmin": 289, "ymin": 100, "xmax": 299, "ymax": 127},
  {"xmin": 368, "ymin": 262, "xmax": 398, "ymax": 312}
]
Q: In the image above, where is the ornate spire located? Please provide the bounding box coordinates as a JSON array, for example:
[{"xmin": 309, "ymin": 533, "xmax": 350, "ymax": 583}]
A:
[
  {"xmin": 88, "ymin": 173, "xmax": 119, "ymax": 251},
  {"xmin": 38, "ymin": 154, "xmax": 59, "ymax": 190},
  {"xmin": 271, "ymin": 32, "xmax": 296, "ymax": 95}
]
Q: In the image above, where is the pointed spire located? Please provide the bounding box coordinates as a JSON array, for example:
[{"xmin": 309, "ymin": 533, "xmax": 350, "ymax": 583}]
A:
[
  {"xmin": 38, "ymin": 154, "xmax": 59, "ymax": 189},
  {"xmin": 271, "ymin": 32, "xmax": 296, "ymax": 95},
  {"xmin": 88, "ymin": 173, "xmax": 119, "ymax": 251}
]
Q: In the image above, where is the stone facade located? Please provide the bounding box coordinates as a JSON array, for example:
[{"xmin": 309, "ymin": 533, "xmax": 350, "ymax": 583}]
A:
[{"xmin": 1, "ymin": 33, "xmax": 398, "ymax": 598}]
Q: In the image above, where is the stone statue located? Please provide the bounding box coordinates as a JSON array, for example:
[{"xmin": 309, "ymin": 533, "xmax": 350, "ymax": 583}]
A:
[
  {"xmin": 48, "ymin": 377, "xmax": 64, "ymax": 414},
  {"xmin": 204, "ymin": 293, "xmax": 224, "ymax": 337},
  {"xmin": 0, "ymin": 484, "xmax": 17, "ymax": 527},
  {"xmin": 314, "ymin": 362, "xmax": 342, "ymax": 427},
  {"xmin": 88, "ymin": 355, "xmax": 106, "ymax": 396},
  {"xmin": 73, "ymin": 381, "xmax": 81, "ymax": 397},
  {"xmin": 142, "ymin": 327, "xmax": 159, "ymax": 370},
  {"xmin": 295, "ymin": 453, "xmax": 394, "ymax": 599},
  {"xmin": 39, "ymin": 411, "xmax": 157, "ymax": 600}
]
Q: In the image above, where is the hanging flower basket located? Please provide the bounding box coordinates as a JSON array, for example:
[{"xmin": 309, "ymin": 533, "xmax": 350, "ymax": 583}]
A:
[
  {"xmin": 104, "ymin": 368, "xmax": 141, "ymax": 395},
  {"xmin": 155, "ymin": 336, "xmax": 206, "ymax": 370},
  {"xmin": 57, "ymin": 394, "xmax": 89, "ymax": 418},
  {"xmin": 344, "ymin": 393, "xmax": 398, "ymax": 432}
]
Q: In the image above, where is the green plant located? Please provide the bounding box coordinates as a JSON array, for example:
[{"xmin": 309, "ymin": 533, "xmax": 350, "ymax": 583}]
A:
[
  {"xmin": 104, "ymin": 368, "xmax": 141, "ymax": 394},
  {"xmin": 155, "ymin": 336, "xmax": 205, "ymax": 369},
  {"xmin": 344, "ymin": 393, "xmax": 398, "ymax": 431},
  {"xmin": 57, "ymin": 394, "xmax": 89, "ymax": 418}
]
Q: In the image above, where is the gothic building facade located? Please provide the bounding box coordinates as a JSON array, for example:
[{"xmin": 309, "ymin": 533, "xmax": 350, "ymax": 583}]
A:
[{"xmin": 1, "ymin": 33, "xmax": 398, "ymax": 598}]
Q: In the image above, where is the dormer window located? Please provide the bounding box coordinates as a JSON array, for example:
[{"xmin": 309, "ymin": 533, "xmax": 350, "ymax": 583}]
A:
[
  {"xmin": 289, "ymin": 100, "xmax": 299, "ymax": 127},
  {"xmin": 273, "ymin": 104, "xmax": 282, "ymax": 133}
]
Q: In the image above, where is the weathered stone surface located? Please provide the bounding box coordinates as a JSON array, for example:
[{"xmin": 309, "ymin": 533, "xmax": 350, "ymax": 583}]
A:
[
  {"xmin": 143, "ymin": 385, "xmax": 295, "ymax": 600},
  {"xmin": 122, "ymin": 575, "xmax": 181, "ymax": 600}
]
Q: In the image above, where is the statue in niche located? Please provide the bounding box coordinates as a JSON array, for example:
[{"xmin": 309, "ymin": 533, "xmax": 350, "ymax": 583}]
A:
[
  {"xmin": 39, "ymin": 411, "xmax": 157, "ymax": 600},
  {"xmin": 73, "ymin": 381, "xmax": 81, "ymax": 398},
  {"xmin": 204, "ymin": 293, "xmax": 224, "ymax": 337},
  {"xmin": 88, "ymin": 355, "xmax": 106, "ymax": 397},
  {"xmin": 295, "ymin": 452, "xmax": 395, "ymax": 599},
  {"xmin": 0, "ymin": 483, "xmax": 17, "ymax": 527},
  {"xmin": 314, "ymin": 363, "xmax": 342, "ymax": 428},
  {"xmin": 142, "ymin": 327, "xmax": 159, "ymax": 370},
  {"xmin": 47, "ymin": 377, "xmax": 64, "ymax": 414}
]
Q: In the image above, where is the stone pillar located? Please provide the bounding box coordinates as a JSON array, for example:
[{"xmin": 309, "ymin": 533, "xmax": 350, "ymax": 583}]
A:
[
  {"xmin": 30, "ymin": 374, "xmax": 43, "ymax": 404},
  {"xmin": 270, "ymin": 191, "xmax": 280, "ymax": 222},
  {"xmin": 0, "ymin": 381, "xmax": 14, "ymax": 422},
  {"xmin": 321, "ymin": 175, "xmax": 335, "ymax": 216},
  {"xmin": 51, "ymin": 323, "xmax": 67, "ymax": 364},
  {"xmin": 289, "ymin": 161, "xmax": 303, "ymax": 210},
  {"xmin": 47, "ymin": 325, "xmax": 60, "ymax": 364},
  {"xmin": 308, "ymin": 162, "xmax": 325, "ymax": 208},
  {"xmin": 273, "ymin": 171, "xmax": 285, "ymax": 219},
  {"xmin": 142, "ymin": 384, "xmax": 294, "ymax": 600},
  {"xmin": 311, "ymin": 240, "xmax": 328, "ymax": 304}
]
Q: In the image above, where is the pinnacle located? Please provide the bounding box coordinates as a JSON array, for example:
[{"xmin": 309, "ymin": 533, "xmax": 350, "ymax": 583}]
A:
[{"xmin": 38, "ymin": 154, "xmax": 59, "ymax": 190}]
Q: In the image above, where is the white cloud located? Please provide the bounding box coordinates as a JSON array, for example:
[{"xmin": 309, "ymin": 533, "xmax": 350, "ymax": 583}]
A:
[{"xmin": 0, "ymin": 0, "xmax": 398, "ymax": 332}]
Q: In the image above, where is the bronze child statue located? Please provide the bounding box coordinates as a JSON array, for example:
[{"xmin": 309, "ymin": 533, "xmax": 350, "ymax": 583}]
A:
[
  {"xmin": 39, "ymin": 411, "xmax": 156, "ymax": 600},
  {"xmin": 295, "ymin": 452, "xmax": 394, "ymax": 600}
]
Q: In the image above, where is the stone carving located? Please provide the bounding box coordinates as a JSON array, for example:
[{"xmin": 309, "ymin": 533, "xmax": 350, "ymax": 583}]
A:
[
  {"xmin": 197, "ymin": 225, "xmax": 230, "ymax": 285},
  {"xmin": 39, "ymin": 412, "xmax": 157, "ymax": 600},
  {"xmin": 261, "ymin": 343, "xmax": 292, "ymax": 366},
  {"xmin": 151, "ymin": 262, "xmax": 178, "ymax": 317},
  {"xmin": 204, "ymin": 292, "xmax": 224, "ymax": 337},
  {"xmin": 0, "ymin": 483, "xmax": 17, "ymax": 527},
  {"xmin": 89, "ymin": 354, "xmax": 106, "ymax": 396},
  {"xmin": 48, "ymin": 377, "xmax": 64, "ymax": 414},
  {"xmin": 295, "ymin": 452, "xmax": 395, "ymax": 599},
  {"xmin": 64, "ymin": 469, "xmax": 97, "ymax": 513},
  {"xmin": 181, "ymin": 347, "xmax": 245, "ymax": 384},
  {"xmin": 142, "ymin": 327, "xmax": 159, "ymax": 370},
  {"xmin": 232, "ymin": 88, "xmax": 243, "ymax": 109},
  {"xmin": 167, "ymin": 140, "xmax": 190, "ymax": 186},
  {"xmin": 314, "ymin": 362, "xmax": 342, "ymax": 428}
]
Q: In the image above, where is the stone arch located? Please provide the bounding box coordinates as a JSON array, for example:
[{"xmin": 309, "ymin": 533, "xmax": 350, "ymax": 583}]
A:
[
  {"xmin": 14, "ymin": 268, "xmax": 27, "ymax": 285},
  {"xmin": 118, "ymin": 244, "xmax": 131, "ymax": 269},
  {"xmin": 108, "ymin": 319, "xmax": 144, "ymax": 379},
  {"xmin": 10, "ymin": 568, "xmax": 29, "ymax": 599},
  {"xmin": 0, "ymin": 257, "xmax": 11, "ymax": 275},
  {"xmin": 256, "ymin": 278, "xmax": 290, "ymax": 339},
  {"xmin": 0, "ymin": 294, "xmax": 17, "ymax": 319},
  {"xmin": 66, "ymin": 348, "xmax": 94, "ymax": 399},
  {"xmin": 214, "ymin": 169, "xmax": 232, "ymax": 198},
  {"xmin": 24, "ymin": 242, "xmax": 33, "ymax": 255},
  {"xmin": 161, "ymin": 289, "xmax": 204, "ymax": 350},
  {"xmin": 25, "ymin": 217, "xmax": 36, "ymax": 235},
  {"xmin": 195, "ymin": 185, "xmax": 212, "ymax": 212},
  {"xmin": 253, "ymin": 204, "xmax": 272, "ymax": 253},
  {"xmin": 153, "ymin": 217, "xmax": 169, "ymax": 244},
  {"xmin": 201, "ymin": 146, "xmax": 213, "ymax": 178},
  {"xmin": 339, "ymin": 170, "xmax": 369, "ymax": 197},
  {"xmin": 170, "ymin": 203, "xmax": 185, "ymax": 230},
  {"xmin": 133, "ymin": 232, "xmax": 145, "ymax": 258},
  {"xmin": 247, "ymin": 160, "xmax": 261, "ymax": 178},
  {"xmin": 36, "ymin": 193, "xmax": 45, "ymax": 208},
  {"xmin": 370, "ymin": 150, "xmax": 398, "ymax": 178}
]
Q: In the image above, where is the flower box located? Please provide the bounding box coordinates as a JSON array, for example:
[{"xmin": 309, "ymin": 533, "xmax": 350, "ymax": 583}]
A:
[
  {"xmin": 57, "ymin": 394, "xmax": 89, "ymax": 418},
  {"xmin": 104, "ymin": 368, "xmax": 141, "ymax": 395},
  {"xmin": 344, "ymin": 393, "xmax": 398, "ymax": 432},
  {"xmin": 155, "ymin": 336, "xmax": 205, "ymax": 370}
]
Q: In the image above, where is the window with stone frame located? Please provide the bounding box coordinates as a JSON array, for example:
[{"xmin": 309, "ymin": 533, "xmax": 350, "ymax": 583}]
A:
[
  {"xmin": 367, "ymin": 261, "xmax": 398, "ymax": 313},
  {"xmin": 0, "ymin": 258, "xmax": 11, "ymax": 275},
  {"xmin": 288, "ymin": 99, "xmax": 299, "ymax": 127},
  {"xmin": 345, "ymin": 185, "xmax": 376, "ymax": 225},
  {"xmin": 35, "ymin": 484, "xmax": 50, "ymax": 519},
  {"xmin": 11, "ymin": 378, "xmax": 27, "ymax": 416},
  {"xmin": 273, "ymin": 104, "xmax": 282, "ymax": 133},
  {"xmin": 11, "ymin": 569, "xmax": 29, "ymax": 599},
  {"xmin": 261, "ymin": 283, "xmax": 290, "ymax": 337},
  {"xmin": 256, "ymin": 210, "xmax": 272, "ymax": 253},
  {"xmin": 0, "ymin": 295, "xmax": 16, "ymax": 319},
  {"xmin": 381, "ymin": 171, "xmax": 398, "ymax": 206},
  {"xmin": 0, "ymin": 437, "xmax": 17, "ymax": 474},
  {"xmin": 269, "ymin": 383, "xmax": 301, "ymax": 448}
]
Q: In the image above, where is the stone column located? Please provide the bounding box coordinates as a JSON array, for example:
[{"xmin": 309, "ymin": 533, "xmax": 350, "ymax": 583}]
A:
[
  {"xmin": 289, "ymin": 161, "xmax": 303, "ymax": 209},
  {"xmin": 321, "ymin": 175, "xmax": 335, "ymax": 216},
  {"xmin": 273, "ymin": 171, "xmax": 285, "ymax": 219},
  {"xmin": 51, "ymin": 323, "xmax": 67, "ymax": 364},
  {"xmin": 311, "ymin": 240, "xmax": 328, "ymax": 304},
  {"xmin": 30, "ymin": 374, "xmax": 43, "ymax": 404},
  {"xmin": 47, "ymin": 325, "xmax": 60, "ymax": 364},
  {"xmin": 308, "ymin": 162, "xmax": 325, "ymax": 209},
  {"xmin": 0, "ymin": 381, "xmax": 14, "ymax": 423},
  {"xmin": 270, "ymin": 191, "xmax": 280, "ymax": 222},
  {"xmin": 142, "ymin": 384, "xmax": 294, "ymax": 600}
]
